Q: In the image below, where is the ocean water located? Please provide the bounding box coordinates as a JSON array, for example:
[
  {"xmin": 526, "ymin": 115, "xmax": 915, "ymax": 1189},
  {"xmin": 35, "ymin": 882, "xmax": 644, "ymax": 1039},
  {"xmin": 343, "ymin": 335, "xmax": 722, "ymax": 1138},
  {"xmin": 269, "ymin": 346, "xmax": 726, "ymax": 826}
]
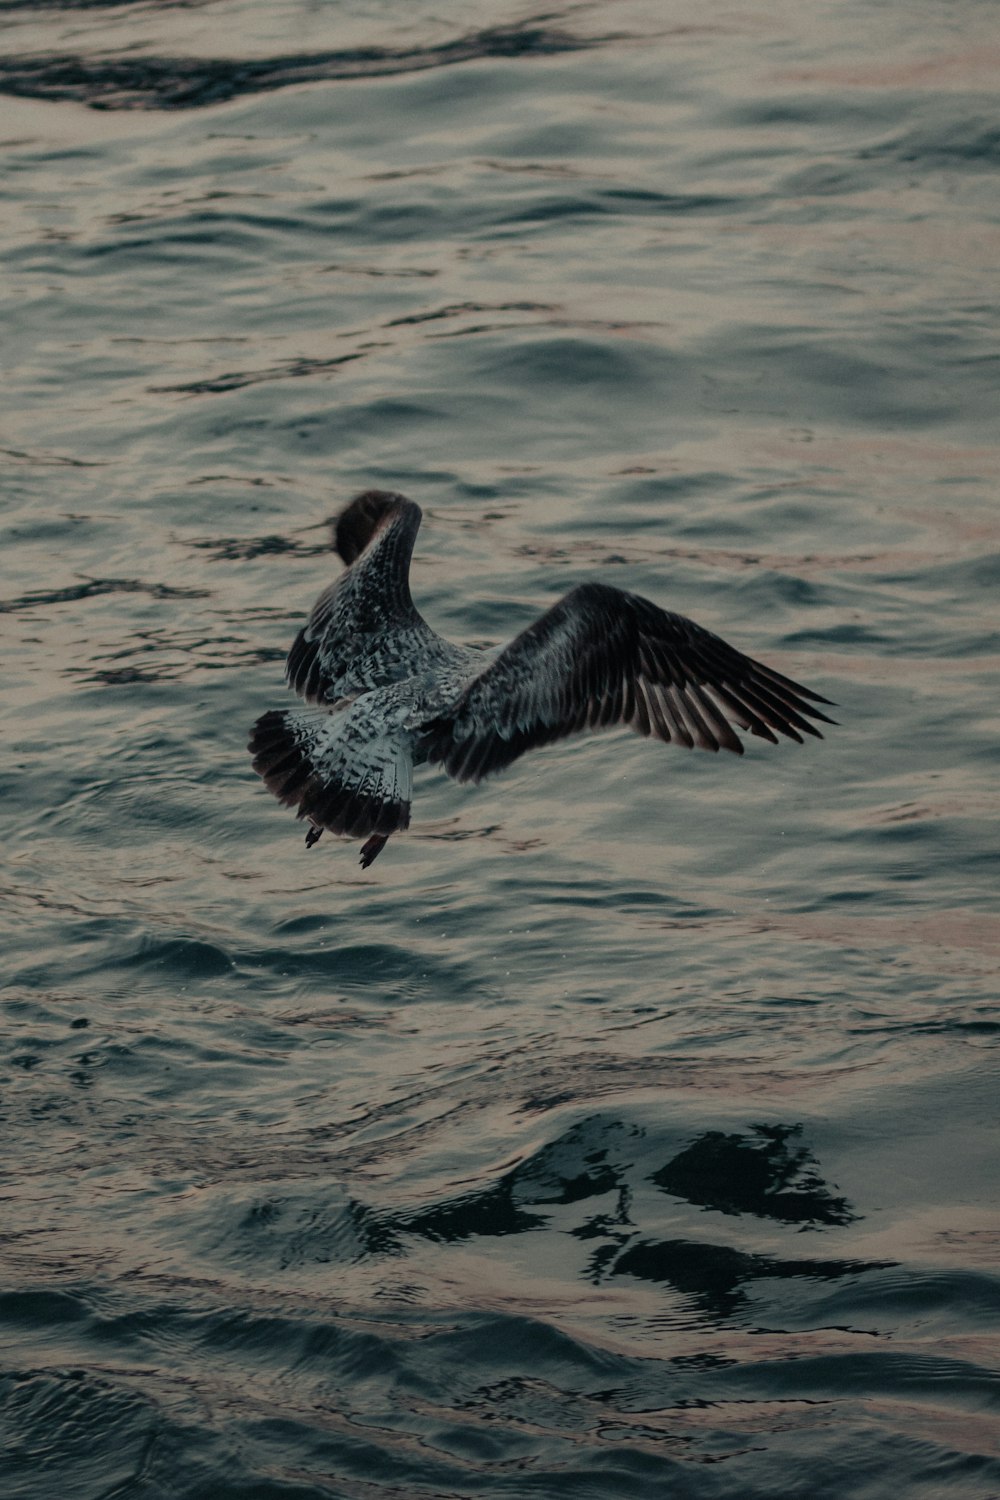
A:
[{"xmin": 2, "ymin": 1, "xmax": 999, "ymax": 1495}]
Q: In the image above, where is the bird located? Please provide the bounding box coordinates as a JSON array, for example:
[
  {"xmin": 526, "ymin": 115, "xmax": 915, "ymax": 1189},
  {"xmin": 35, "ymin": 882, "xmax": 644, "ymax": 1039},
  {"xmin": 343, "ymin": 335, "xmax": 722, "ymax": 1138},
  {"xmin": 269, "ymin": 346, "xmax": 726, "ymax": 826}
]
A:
[{"xmin": 248, "ymin": 489, "xmax": 835, "ymax": 868}]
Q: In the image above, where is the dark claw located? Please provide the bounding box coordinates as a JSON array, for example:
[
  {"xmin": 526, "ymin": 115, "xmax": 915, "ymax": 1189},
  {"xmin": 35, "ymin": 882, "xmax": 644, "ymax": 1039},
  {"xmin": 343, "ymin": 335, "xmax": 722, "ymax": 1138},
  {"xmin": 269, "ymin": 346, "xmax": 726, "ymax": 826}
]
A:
[
  {"xmin": 305, "ymin": 824, "xmax": 323, "ymax": 849},
  {"xmin": 359, "ymin": 833, "xmax": 389, "ymax": 868}
]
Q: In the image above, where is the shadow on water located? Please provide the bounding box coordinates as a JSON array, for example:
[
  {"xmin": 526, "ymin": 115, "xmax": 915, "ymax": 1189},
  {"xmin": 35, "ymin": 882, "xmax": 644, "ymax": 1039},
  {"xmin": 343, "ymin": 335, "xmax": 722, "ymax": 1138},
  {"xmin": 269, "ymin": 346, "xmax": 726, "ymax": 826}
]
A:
[
  {"xmin": 605, "ymin": 1240, "xmax": 888, "ymax": 1322},
  {"xmin": 161, "ymin": 1113, "xmax": 893, "ymax": 1342},
  {"xmin": 239, "ymin": 1117, "xmax": 889, "ymax": 1325},
  {"xmin": 0, "ymin": 15, "xmax": 615, "ymax": 111},
  {"xmin": 651, "ymin": 1123, "xmax": 858, "ymax": 1228},
  {"xmin": 388, "ymin": 1116, "xmax": 859, "ymax": 1231},
  {"xmin": 174, "ymin": 1117, "xmax": 873, "ymax": 1258}
]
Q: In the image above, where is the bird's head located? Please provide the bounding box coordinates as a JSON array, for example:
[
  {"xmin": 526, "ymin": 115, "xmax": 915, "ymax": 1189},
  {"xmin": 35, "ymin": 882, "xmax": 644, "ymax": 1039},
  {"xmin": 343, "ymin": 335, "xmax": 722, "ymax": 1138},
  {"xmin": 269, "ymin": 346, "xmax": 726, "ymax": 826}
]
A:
[{"xmin": 332, "ymin": 490, "xmax": 408, "ymax": 565}]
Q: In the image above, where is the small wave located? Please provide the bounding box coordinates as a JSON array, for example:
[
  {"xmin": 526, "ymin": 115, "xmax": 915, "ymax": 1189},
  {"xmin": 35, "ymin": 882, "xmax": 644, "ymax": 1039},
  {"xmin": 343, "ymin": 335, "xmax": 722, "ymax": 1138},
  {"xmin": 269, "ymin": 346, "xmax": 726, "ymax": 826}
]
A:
[
  {"xmin": 0, "ymin": 445, "xmax": 106, "ymax": 468},
  {"xmin": 0, "ymin": 1368, "xmax": 157, "ymax": 1500},
  {"xmin": 153, "ymin": 351, "xmax": 366, "ymax": 396},
  {"xmin": 0, "ymin": 18, "xmax": 614, "ymax": 111},
  {"xmin": 152, "ymin": 304, "xmax": 560, "ymax": 397},
  {"xmin": 861, "ymin": 118, "xmax": 1000, "ymax": 169}
]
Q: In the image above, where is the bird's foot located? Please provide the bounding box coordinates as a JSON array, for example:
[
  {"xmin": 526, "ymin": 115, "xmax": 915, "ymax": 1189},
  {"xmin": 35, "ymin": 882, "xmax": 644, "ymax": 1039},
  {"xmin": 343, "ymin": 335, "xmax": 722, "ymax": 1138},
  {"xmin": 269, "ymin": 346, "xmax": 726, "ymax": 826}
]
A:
[
  {"xmin": 359, "ymin": 834, "xmax": 389, "ymax": 869},
  {"xmin": 305, "ymin": 824, "xmax": 323, "ymax": 849}
]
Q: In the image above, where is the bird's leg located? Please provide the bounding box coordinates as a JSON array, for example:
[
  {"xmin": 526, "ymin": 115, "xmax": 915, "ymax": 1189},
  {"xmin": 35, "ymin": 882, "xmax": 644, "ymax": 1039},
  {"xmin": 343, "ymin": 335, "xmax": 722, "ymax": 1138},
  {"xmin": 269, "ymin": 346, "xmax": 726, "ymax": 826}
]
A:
[
  {"xmin": 305, "ymin": 823, "xmax": 323, "ymax": 849},
  {"xmin": 359, "ymin": 833, "xmax": 389, "ymax": 869}
]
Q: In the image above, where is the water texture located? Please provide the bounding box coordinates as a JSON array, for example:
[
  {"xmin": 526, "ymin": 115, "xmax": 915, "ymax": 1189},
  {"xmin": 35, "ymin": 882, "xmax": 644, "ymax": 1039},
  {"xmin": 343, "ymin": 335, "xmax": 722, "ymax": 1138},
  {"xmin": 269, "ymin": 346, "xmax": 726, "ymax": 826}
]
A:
[{"xmin": 2, "ymin": 1, "xmax": 999, "ymax": 1496}]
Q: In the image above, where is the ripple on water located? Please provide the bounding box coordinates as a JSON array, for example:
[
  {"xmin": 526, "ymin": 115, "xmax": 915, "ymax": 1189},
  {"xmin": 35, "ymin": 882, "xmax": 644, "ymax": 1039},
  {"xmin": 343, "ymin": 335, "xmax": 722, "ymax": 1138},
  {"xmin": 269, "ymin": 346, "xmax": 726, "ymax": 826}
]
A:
[
  {"xmin": 0, "ymin": 1368, "xmax": 159, "ymax": 1500},
  {"xmin": 0, "ymin": 18, "xmax": 607, "ymax": 111}
]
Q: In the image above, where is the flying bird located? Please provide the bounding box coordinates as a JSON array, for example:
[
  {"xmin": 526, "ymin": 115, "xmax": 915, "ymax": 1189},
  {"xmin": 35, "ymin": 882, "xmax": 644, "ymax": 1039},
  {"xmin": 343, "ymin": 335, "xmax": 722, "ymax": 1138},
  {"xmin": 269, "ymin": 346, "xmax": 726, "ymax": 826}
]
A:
[{"xmin": 249, "ymin": 490, "xmax": 834, "ymax": 868}]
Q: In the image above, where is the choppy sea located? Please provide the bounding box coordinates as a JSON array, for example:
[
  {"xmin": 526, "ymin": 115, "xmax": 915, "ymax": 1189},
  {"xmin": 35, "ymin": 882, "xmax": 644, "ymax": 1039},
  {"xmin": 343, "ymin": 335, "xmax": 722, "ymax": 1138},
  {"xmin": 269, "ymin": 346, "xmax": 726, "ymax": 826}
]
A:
[{"xmin": 2, "ymin": 1, "xmax": 999, "ymax": 1496}]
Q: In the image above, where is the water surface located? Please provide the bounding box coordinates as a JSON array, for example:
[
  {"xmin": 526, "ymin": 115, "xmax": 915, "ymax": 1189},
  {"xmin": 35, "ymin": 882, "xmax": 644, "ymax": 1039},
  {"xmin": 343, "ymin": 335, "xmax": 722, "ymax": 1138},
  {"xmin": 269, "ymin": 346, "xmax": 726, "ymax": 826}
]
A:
[{"xmin": 2, "ymin": 1, "xmax": 999, "ymax": 1496}]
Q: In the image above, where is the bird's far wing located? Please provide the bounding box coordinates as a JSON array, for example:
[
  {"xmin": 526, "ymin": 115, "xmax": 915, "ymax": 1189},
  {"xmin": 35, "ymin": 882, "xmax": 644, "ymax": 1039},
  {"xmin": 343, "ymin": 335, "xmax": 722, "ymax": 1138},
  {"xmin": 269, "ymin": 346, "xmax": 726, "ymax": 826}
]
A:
[
  {"xmin": 423, "ymin": 580, "xmax": 835, "ymax": 782},
  {"xmin": 285, "ymin": 492, "xmax": 441, "ymax": 703}
]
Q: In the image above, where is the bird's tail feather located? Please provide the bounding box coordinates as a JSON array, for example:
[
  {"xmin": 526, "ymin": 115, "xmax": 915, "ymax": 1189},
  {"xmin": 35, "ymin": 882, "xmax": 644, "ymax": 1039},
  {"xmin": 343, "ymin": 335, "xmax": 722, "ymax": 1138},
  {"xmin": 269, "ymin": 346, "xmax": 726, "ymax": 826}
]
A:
[{"xmin": 249, "ymin": 705, "xmax": 412, "ymax": 839}]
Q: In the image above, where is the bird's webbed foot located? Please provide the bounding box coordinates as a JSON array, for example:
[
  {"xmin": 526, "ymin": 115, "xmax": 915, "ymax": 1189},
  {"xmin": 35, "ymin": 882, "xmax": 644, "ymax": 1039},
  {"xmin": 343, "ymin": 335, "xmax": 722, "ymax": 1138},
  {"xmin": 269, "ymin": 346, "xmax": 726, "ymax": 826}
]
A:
[{"xmin": 359, "ymin": 833, "xmax": 389, "ymax": 869}]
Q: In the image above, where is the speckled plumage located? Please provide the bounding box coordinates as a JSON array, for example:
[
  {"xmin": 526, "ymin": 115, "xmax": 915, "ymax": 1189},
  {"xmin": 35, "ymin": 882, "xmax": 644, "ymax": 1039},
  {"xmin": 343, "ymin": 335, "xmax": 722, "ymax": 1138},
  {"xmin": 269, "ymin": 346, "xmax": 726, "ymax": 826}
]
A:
[{"xmin": 249, "ymin": 490, "xmax": 834, "ymax": 867}]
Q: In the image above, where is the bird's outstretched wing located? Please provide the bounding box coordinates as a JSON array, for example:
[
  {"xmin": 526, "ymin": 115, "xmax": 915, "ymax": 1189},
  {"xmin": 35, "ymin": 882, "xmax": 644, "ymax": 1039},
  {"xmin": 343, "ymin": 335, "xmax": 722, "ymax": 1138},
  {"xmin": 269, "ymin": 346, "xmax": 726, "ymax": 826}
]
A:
[
  {"xmin": 286, "ymin": 491, "xmax": 442, "ymax": 703},
  {"xmin": 423, "ymin": 581, "xmax": 835, "ymax": 782}
]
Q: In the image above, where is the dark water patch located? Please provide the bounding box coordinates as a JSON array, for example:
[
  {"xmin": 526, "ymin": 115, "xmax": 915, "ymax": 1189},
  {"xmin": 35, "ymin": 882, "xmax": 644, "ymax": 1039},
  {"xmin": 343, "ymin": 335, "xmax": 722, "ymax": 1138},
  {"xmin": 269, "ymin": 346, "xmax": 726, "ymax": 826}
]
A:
[
  {"xmin": 508, "ymin": 1117, "xmax": 638, "ymax": 1205},
  {"xmin": 373, "ymin": 1116, "xmax": 862, "ymax": 1277},
  {"xmin": 608, "ymin": 1238, "xmax": 891, "ymax": 1319},
  {"xmin": 861, "ymin": 114, "xmax": 1000, "ymax": 169},
  {"xmin": 653, "ymin": 1124, "xmax": 858, "ymax": 1227},
  {"xmin": 498, "ymin": 188, "xmax": 736, "ymax": 227},
  {"xmin": 726, "ymin": 93, "xmax": 903, "ymax": 132},
  {"xmin": 389, "ymin": 1121, "xmax": 639, "ymax": 1245},
  {"xmin": 74, "ymin": 629, "xmax": 284, "ymax": 686},
  {"xmin": 0, "ymin": 19, "xmax": 612, "ymax": 111},
  {"xmin": 0, "ymin": 0, "xmax": 203, "ymax": 9},
  {"xmin": 0, "ymin": 445, "xmax": 106, "ymax": 468},
  {"xmin": 0, "ymin": 576, "xmax": 209, "ymax": 614},
  {"xmin": 154, "ymin": 350, "xmax": 367, "ymax": 396},
  {"xmin": 723, "ymin": 1348, "xmax": 1000, "ymax": 1407},
  {"xmin": 884, "ymin": 1017, "xmax": 1000, "ymax": 1037},
  {"xmin": 395, "ymin": 1183, "xmax": 549, "ymax": 1245},
  {"xmin": 185, "ymin": 472, "xmax": 287, "ymax": 489},
  {"xmin": 84, "ymin": 656, "xmax": 276, "ymax": 684},
  {"xmin": 0, "ymin": 1286, "xmax": 94, "ymax": 1328},
  {"xmin": 183, "ymin": 531, "xmax": 332, "ymax": 562},
  {"xmin": 385, "ymin": 299, "xmax": 555, "ymax": 327}
]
